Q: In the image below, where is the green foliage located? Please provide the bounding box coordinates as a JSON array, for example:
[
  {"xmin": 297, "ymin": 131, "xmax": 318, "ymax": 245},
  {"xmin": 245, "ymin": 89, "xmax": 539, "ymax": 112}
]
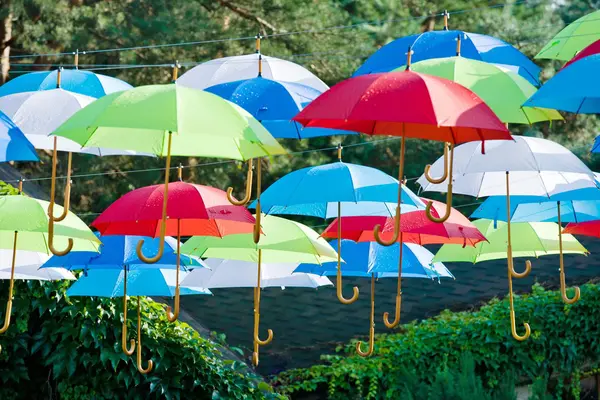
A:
[
  {"xmin": 273, "ymin": 283, "xmax": 600, "ymax": 399},
  {"xmin": 0, "ymin": 279, "xmax": 280, "ymax": 399}
]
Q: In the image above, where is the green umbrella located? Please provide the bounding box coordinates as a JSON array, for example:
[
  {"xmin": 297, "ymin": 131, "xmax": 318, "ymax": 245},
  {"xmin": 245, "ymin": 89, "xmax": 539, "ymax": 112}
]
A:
[
  {"xmin": 434, "ymin": 219, "xmax": 588, "ymax": 263},
  {"xmin": 181, "ymin": 214, "xmax": 338, "ymax": 366},
  {"xmin": 53, "ymin": 83, "xmax": 286, "ymax": 263},
  {"xmin": 536, "ymin": 10, "xmax": 600, "ymax": 61},
  {"xmin": 394, "ymin": 46, "xmax": 562, "ymax": 125},
  {"xmin": 0, "ymin": 190, "xmax": 100, "ymax": 350}
]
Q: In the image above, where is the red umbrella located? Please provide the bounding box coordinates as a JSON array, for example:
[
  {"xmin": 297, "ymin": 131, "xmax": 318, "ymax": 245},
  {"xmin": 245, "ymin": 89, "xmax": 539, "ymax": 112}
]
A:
[
  {"xmin": 563, "ymin": 39, "xmax": 600, "ymax": 70},
  {"xmin": 294, "ymin": 49, "xmax": 509, "ymax": 329},
  {"xmin": 321, "ymin": 199, "xmax": 486, "ymax": 246},
  {"xmin": 563, "ymin": 220, "xmax": 600, "ymax": 238},
  {"xmin": 92, "ymin": 173, "xmax": 255, "ymax": 323}
]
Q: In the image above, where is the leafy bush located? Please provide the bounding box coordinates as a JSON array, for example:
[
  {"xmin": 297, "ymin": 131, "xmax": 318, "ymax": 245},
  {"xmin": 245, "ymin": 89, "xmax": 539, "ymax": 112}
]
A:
[
  {"xmin": 273, "ymin": 283, "xmax": 600, "ymax": 399},
  {"xmin": 0, "ymin": 279, "xmax": 279, "ymax": 400}
]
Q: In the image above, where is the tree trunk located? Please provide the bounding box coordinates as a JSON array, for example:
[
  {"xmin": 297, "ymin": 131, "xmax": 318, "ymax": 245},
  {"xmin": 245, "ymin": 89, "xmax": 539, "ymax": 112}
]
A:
[{"xmin": 0, "ymin": 1, "xmax": 12, "ymax": 84}]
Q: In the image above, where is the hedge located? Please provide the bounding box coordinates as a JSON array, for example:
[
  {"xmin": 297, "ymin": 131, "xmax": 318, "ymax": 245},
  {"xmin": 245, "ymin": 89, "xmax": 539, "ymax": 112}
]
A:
[{"xmin": 273, "ymin": 283, "xmax": 600, "ymax": 399}]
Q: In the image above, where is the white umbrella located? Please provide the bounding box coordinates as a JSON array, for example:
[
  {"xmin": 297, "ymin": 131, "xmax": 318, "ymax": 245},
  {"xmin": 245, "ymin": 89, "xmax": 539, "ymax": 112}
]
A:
[
  {"xmin": 0, "ymin": 249, "xmax": 74, "ymax": 280},
  {"xmin": 181, "ymin": 258, "xmax": 333, "ymax": 289},
  {"xmin": 177, "ymin": 53, "xmax": 329, "ymax": 92},
  {"xmin": 417, "ymin": 135, "xmax": 598, "ymax": 341}
]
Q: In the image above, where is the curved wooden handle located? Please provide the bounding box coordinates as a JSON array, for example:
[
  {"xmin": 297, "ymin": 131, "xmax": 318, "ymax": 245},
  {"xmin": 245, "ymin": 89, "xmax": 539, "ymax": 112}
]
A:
[
  {"xmin": 424, "ymin": 144, "xmax": 448, "ymax": 184},
  {"xmin": 137, "ymin": 299, "xmax": 153, "ymax": 374},
  {"xmin": 357, "ymin": 275, "xmax": 376, "ymax": 357},
  {"xmin": 510, "ymin": 258, "xmax": 532, "ymax": 279},
  {"xmin": 510, "ymin": 311, "xmax": 531, "ymax": 341},
  {"xmin": 336, "ymin": 232, "xmax": 359, "ymax": 304},
  {"xmin": 227, "ymin": 159, "xmax": 253, "ymax": 206},
  {"xmin": 383, "ymin": 294, "xmax": 402, "ymax": 329},
  {"xmin": 136, "ymin": 238, "xmax": 164, "ymax": 264},
  {"xmin": 374, "ymin": 206, "xmax": 400, "ymax": 246}
]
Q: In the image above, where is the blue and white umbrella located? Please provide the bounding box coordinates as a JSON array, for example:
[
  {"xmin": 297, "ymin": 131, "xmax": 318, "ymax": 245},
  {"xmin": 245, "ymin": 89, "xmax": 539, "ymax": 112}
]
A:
[{"xmin": 0, "ymin": 111, "xmax": 38, "ymax": 162}]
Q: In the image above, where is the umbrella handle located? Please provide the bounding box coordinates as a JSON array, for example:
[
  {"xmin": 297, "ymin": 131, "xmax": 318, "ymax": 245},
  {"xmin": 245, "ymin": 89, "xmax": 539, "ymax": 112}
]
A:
[
  {"xmin": 48, "ymin": 139, "xmax": 74, "ymax": 256},
  {"xmin": 252, "ymin": 351, "xmax": 259, "ymax": 367},
  {"xmin": 356, "ymin": 275, "xmax": 375, "ymax": 357},
  {"xmin": 336, "ymin": 214, "xmax": 359, "ymax": 304},
  {"xmin": 0, "ymin": 232, "xmax": 18, "ymax": 354},
  {"xmin": 137, "ymin": 132, "xmax": 172, "ymax": 264},
  {"xmin": 423, "ymin": 143, "xmax": 449, "ymax": 184},
  {"xmin": 384, "ymin": 239, "xmax": 403, "ymax": 329},
  {"xmin": 509, "ymin": 258, "xmax": 532, "ymax": 279},
  {"xmin": 122, "ymin": 270, "xmax": 135, "ymax": 356},
  {"xmin": 137, "ymin": 298, "xmax": 154, "ymax": 374},
  {"xmin": 166, "ymin": 287, "xmax": 180, "ymax": 322},
  {"xmin": 253, "ymin": 160, "xmax": 262, "ymax": 244},
  {"xmin": 557, "ymin": 205, "xmax": 580, "ymax": 304},
  {"xmin": 510, "ymin": 309, "xmax": 531, "ymax": 341},
  {"xmin": 227, "ymin": 159, "xmax": 254, "ymax": 206},
  {"xmin": 52, "ymin": 152, "xmax": 72, "ymax": 222},
  {"xmin": 48, "ymin": 220, "xmax": 74, "ymax": 256},
  {"xmin": 253, "ymin": 289, "xmax": 273, "ymax": 346},
  {"xmin": 374, "ymin": 206, "xmax": 400, "ymax": 246},
  {"xmin": 425, "ymin": 144, "xmax": 454, "ymax": 224}
]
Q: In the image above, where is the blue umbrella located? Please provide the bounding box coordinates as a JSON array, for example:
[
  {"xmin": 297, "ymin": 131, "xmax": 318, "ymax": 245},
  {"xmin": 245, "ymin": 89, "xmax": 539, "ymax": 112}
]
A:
[
  {"xmin": 0, "ymin": 69, "xmax": 132, "ymax": 98},
  {"xmin": 204, "ymin": 77, "xmax": 356, "ymax": 139},
  {"xmin": 471, "ymin": 186, "xmax": 600, "ymax": 305},
  {"xmin": 592, "ymin": 135, "xmax": 600, "ymax": 153},
  {"xmin": 250, "ymin": 157, "xmax": 424, "ymax": 308},
  {"xmin": 57, "ymin": 233, "xmax": 208, "ymax": 373},
  {"xmin": 296, "ymin": 239, "xmax": 452, "ymax": 356},
  {"xmin": 42, "ymin": 233, "xmax": 203, "ymax": 271},
  {"xmin": 0, "ymin": 111, "xmax": 38, "ymax": 162},
  {"xmin": 354, "ymin": 30, "xmax": 540, "ymax": 86},
  {"xmin": 523, "ymin": 54, "xmax": 600, "ymax": 113}
]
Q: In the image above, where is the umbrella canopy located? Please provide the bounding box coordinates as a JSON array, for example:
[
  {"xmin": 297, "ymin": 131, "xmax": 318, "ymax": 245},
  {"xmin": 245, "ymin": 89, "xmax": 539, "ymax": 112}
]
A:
[
  {"xmin": 181, "ymin": 215, "xmax": 338, "ymax": 264},
  {"xmin": 181, "ymin": 258, "xmax": 332, "ymax": 289},
  {"xmin": 564, "ymin": 220, "xmax": 600, "ymax": 238},
  {"xmin": 253, "ymin": 161, "xmax": 424, "ymax": 218},
  {"xmin": 417, "ymin": 136, "xmax": 597, "ymax": 197},
  {"xmin": 293, "ymin": 71, "xmax": 509, "ymax": 142},
  {"xmin": 433, "ymin": 219, "xmax": 588, "ymax": 263},
  {"xmin": 42, "ymin": 234, "xmax": 204, "ymax": 271},
  {"xmin": 472, "ymin": 195, "xmax": 600, "ymax": 223},
  {"xmin": 52, "ymin": 84, "xmax": 285, "ymax": 159},
  {"xmin": 177, "ymin": 53, "xmax": 329, "ymax": 92},
  {"xmin": 0, "ymin": 249, "xmax": 74, "ymax": 281},
  {"xmin": 0, "ymin": 69, "xmax": 132, "ymax": 98},
  {"xmin": 563, "ymin": 39, "xmax": 600, "ymax": 69},
  {"xmin": 0, "ymin": 195, "xmax": 100, "ymax": 254},
  {"xmin": 92, "ymin": 182, "xmax": 256, "ymax": 237},
  {"xmin": 66, "ymin": 269, "xmax": 210, "ymax": 297},
  {"xmin": 395, "ymin": 56, "xmax": 562, "ymax": 124},
  {"xmin": 296, "ymin": 240, "xmax": 453, "ymax": 279},
  {"xmin": 204, "ymin": 77, "xmax": 355, "ymax": 139},
  {"xmin": 536, "ymin": 10, "xmax": 600, "ymax": 61},
  {"xmin": 354, "ymin": 30, "xmax": 540, "ymax": 86},
  {"xmin": 321, "ymin": 198, "xmax": 486, "ymax": 246},
  {"xmin": 0, "ymin": 111, "xmax": 38, "ymax": 162},
  {"xmin": 523, "ymin": 54, "xmax": 600, "ymax": 114}
]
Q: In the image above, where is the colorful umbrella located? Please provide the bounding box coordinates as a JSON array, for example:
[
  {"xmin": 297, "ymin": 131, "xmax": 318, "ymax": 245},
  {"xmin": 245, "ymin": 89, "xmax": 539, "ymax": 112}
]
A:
[
  {"xmin": 91, "ymin": 170, "xmax": 255, "ymax": 322},
  {"xmin": 524, "ymin": 54, "xmax": 600, "ymax": 114},
  {"xmin": 0, "ymin": 111, "xmax": 38, "ymax": 162},
  {"xmin": 295, "ymin": 239, "xmax": 453, "ymax": 356},
  {"xmin": 563, "ymin": 39, "xmax": 600, "ymax": 69},
  {"xmin": 394, "ymin": 39, "xmax": 562, "ymax": 124},
  {"xmin": 0, "ymin": 68, "xmax": 132, "ymax": 98},
  {"xmin": 354, "ymin": 27, "xmax": 540, "ymax": 86},
  {"xmin": 67, "ymin": 269, "xmax": 209, "ymax": 374},
  {"xmin": 536, "ymin": 10, "xmax": 600, "ymax": 61},
  {"xmin": 0, "ymin": 185, "xmax": 99, "ymax": 351},
  {"xmin": 321, "ymin": 198, "xmax": 486, "ymax": 246},
  {"xmin": 564, "ymin": 220, "xmax": 600, "ymax": 238},
  {"xmin": 53, "ymin": 83, "xmax": 285, "ymax": 260},
  {"xmin": 250, "ymin": 150, "xmax": 424, "ymax": 306},
  {"xmin": 418, "ymin": 136, "xmax": 597, "ymax": 340},
  {"xmin": 294, "ymin": 58, "xmax": 509, "ymax": 327},
  {"xmin": 434, "ymin": 219, "xmax": 588, "ymax": 263},
  {"xmin": 181, "ymin": 215, "xmax": 338, "ymax": 366}
]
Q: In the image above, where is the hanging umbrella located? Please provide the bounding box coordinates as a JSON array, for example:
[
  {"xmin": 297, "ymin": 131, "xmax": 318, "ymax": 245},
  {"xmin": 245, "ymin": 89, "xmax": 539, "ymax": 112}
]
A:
[
  {"xmin": 563, "ymin": 39, "xmax": 600, "ymax": 69},
  {"xmin": 0, "ymin": 111, "xmax": 38, "ymax": 162},
  {"xmin": 0, "ymin": 249, "xmax": 74, "ymax": 280},
  {"xmin": 321, "ymin": 198, "xmax": 486, "ymax": 246},
  {"xmin": 67, "ymin": 268, "xmax": 209, "ymax": 374},
  {"xmin": 91, "ymin": 168, "xmax": 256, "ymax": 322},
  {"xmin": 293, "ymin": 57, "xmax": 509, "ymax": 327},
  {"xmin": 417, "ymin": 136, "xmax": 597, "ymax": 340},
  {"xmin": 536, "ymin": 10, "xmax": 600, "ymax": 61},
  {"xmin": 52, "ymin": 83, "xmax": 285, "ymax": 260},
  {"xmin": 353, "ymin": 25, "xmax": 540, "ymax": 86},
  {"xmin": 394, "ymin": 37, "xmax": 562, "ymax": 124},
  {"xmin": 524, "ymin": 54, "xmax": 600, "ymax": 114},
  {"xmin": 181, "ymin": 214, "xmax": 338, "ymax": 366},
  {"xmin": 0, "ymin": 68, "xmax": 132, "ymax": 98},
  {"xmin": 295, "ymin": 239, "xmax": 453, "ymax": 356},
  {"xmin": 249, "ymin": 150, "xmax": 423, "ymax": 313},
  {"xmin": 564, "ymin": 220, "xmax": 600, "ymax": 237},
  {"xmin": 0, "ymin": 185, "xmax": 99, "ymax": 351},
  {"xmin": 181, "ymin": 258, "xmax": 333, "ymax": 289}
]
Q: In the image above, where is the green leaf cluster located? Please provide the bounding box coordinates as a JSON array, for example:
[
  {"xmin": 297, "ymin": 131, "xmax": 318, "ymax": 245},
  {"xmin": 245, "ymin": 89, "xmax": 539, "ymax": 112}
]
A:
[{"xmin": 273, "ymin": 283, "xmax": 600, "ymax": 399}]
